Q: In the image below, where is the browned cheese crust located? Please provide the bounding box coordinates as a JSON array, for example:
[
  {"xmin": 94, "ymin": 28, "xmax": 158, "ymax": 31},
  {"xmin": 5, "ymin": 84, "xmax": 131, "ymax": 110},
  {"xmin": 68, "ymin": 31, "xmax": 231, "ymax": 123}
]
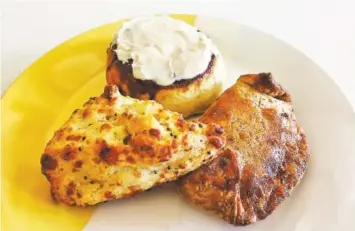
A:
[
  {"xmin": 41, "ymin": 85, "xmax": 225, "ymax": 206},
  {"xmin": 178, "ymin": 73, "xmax": 310, "ymax": 225}
]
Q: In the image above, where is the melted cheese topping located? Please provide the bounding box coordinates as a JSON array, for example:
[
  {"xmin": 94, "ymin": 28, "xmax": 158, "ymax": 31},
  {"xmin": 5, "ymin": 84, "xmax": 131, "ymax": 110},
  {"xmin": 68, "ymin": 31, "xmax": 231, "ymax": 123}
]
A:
[
  {"xmin": 112, "ymin": 16, "xmax": 219, "ymax": 86},
  {"xmin": 41, "ymin": 86, "xmax": 225, "ymax": 206}
]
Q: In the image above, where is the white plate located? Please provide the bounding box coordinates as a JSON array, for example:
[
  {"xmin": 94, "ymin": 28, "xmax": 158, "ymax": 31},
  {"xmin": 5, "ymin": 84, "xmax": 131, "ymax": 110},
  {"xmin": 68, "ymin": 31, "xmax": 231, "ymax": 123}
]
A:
[
  {"xmin": 87, "ymin": 16, "xmax": 355, "ymax": 231},
  {"xmin": 3, "ymin": 15, "xmax": 355, "ymax": 231}
]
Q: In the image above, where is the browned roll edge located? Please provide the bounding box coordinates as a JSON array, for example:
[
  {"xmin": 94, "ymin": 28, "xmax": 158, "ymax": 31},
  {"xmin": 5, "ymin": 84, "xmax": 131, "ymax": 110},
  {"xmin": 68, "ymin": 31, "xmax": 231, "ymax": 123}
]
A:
[{"xmin": 106, "ymin": 44, "xmax": 217, "ymax": 100}]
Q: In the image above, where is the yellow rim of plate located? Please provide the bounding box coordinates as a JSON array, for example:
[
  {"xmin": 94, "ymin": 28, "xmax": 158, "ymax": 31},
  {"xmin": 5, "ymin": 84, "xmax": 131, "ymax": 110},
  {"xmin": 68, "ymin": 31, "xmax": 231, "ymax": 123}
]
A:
[{"xmin": 1, "ymin": 14, "xmax": 197, "ymax": 231}]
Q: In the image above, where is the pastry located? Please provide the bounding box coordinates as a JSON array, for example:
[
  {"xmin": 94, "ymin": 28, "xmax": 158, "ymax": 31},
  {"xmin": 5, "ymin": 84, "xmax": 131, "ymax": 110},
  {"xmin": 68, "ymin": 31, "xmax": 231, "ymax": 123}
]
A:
[
  {"xmin": 178, "ymin": 73, "xmax": 310, "ymax": 225},
  {"xmin": 106, "ymin": 16, "xmax": 225, "ymax": 117},
  {"xmin": 40, "ymin": 85, "xmax": 225, "ymax": 206}
]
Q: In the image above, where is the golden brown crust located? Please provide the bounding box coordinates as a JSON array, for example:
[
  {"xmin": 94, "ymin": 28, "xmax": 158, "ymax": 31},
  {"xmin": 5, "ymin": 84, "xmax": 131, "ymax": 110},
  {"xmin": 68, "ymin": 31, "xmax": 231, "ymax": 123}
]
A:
[
  {"xmin": 106, "ymin": 46, "xmax": 224, "ymax": 117},
  {"xmin": 41, "ymin": 85, "xmax": 225, "ymax": 206},
  {"xmin": 178, "ymin": 73, "xmax": 310, "ymax": 225},
  {"xmin": 106, "ymin": 47, "xmax": 216, "ymax": 97},
  {"xmin": 238, "ymin": 72, "xmax": 292, "ymax": 103}
]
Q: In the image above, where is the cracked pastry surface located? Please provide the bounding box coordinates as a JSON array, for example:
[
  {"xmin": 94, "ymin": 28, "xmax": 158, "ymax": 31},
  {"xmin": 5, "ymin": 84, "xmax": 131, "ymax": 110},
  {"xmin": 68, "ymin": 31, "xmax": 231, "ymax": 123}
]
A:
[{"xmin": 178, "ymin": 73, "xmax": 310, "ymax": 225}]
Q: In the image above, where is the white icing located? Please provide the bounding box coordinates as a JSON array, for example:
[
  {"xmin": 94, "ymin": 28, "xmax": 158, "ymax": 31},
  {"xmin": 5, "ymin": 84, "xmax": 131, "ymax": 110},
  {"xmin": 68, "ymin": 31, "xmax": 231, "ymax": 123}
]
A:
[{"xmin": 112, "ymin": 16, "xmax": 219, "ymax": 86}]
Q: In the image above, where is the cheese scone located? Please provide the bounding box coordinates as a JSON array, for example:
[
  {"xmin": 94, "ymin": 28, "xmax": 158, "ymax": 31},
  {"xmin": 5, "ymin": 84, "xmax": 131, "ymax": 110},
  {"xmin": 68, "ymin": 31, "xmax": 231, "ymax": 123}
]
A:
[
  {"xmin": 178, "ymin": 73, "xmax": 310, "ymax": 225},
  {"xmin": 40, "ymin": 85, "xmax": 225, "ymax": 206}
]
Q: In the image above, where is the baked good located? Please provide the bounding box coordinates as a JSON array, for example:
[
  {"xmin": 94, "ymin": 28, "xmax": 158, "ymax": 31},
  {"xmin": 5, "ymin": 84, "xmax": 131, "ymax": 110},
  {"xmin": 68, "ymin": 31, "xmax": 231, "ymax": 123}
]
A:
[
  {"xmin": 40, "ymin": 85, "xmax": 225, "ymax": 206},
  {"xmin": 178, "ymin": 73, "xmax": 310, "ymax": 225},
  {"xmin": 106, "ymin": 16, "xmax": 225, "ymax": 117}
]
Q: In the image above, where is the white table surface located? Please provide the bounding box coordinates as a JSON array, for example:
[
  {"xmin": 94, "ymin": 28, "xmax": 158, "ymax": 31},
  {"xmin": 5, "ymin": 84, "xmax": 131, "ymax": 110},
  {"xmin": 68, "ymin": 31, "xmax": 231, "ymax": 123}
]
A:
[{"xmin": 2, "ymin": 0, "xmax": 355, "ymax": 111}]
